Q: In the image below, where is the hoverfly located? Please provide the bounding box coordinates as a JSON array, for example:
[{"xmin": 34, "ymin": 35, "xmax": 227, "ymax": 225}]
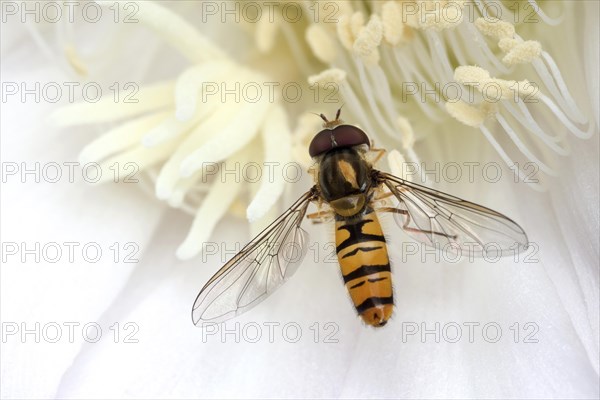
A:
[{"xmin": 192, "ymin": 109, "xmax": 528, "ymax": 327}]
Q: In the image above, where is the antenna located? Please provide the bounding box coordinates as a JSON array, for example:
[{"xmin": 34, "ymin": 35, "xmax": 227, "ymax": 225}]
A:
[
  {"xmin": 312, "ymin": 106, "xmax": 345, "ymax": 128},
  {"xmin": 335, "ymin": 104, "xmax": 344, "ymax": 121}
]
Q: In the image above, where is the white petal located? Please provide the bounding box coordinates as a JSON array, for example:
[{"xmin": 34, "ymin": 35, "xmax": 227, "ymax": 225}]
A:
[
  {"xmin": 154, "ymin": 101, "xmax": 245, "ymax": 200},
  {"xmin": 180, "ymin": 100, "xmax": 272, "ymax": 177},
  {"xmin": 246, "ymin": 105, "xmax": 291, "ymax": 222},
  {"xmin": 49, "ymin": 81, "xmax": 174, "ymax": 126},
  {"xmin": 173, "ymin": 61, "xmax": 235, "ymax": 122},
  {"xmin": 176, "ymin": 163, "xmax": 245, "ymax": 260},
  {"xmin": 97, "ymin": 1, "xmax": 226, "ymax": 63},
  {"xmin": 79, "ymin": 111, "xmax": 170, "ymax": 163}
]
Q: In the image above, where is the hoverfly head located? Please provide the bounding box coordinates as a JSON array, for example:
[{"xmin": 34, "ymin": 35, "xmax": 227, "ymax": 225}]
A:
[{"xmin": 308, "ymin": 108, "xmax": 371, "ymax": 158}]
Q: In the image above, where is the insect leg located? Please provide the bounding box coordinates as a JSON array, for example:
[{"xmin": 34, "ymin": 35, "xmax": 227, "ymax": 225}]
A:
[
  {"xmin": 368, "ymin": 148, "xmax": 386, "ymax": 165},
  {"xmin": 374, "ymin": 191, "xmax": 395, "ymax": 201},
  {"xmin": 370, "ymin": 190, "xmax": 395, "ymax": 209},
  {"xmin": 308, "ymin": 164, "xmax": 318, "ymax": 181},
  {"xmin": 365, "ymin": 137, "xmax": 387, "ymax": 165}
]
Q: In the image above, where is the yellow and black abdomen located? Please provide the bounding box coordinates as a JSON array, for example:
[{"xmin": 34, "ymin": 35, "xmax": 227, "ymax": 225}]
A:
[{"xmin": 335, "ymin": 210, "xmax": 393, "ymax": 327}]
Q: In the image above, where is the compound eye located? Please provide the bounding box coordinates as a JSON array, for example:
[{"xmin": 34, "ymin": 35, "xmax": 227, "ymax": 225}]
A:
[
  {"xmin": 331, "ymin": 125, "xmax": 370, "ymax": 149},
  {"xmin": 308, "ymin": 130, "xmax": 333, "ymax": 158},
  {"xmin": 308, "ymin": 125, "xmax": 370, "ymax": 157}
]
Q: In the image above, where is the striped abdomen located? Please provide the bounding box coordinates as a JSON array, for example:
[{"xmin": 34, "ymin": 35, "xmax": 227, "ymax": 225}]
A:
[{"xmin": 335, "ymin": 211, "xmax": 393, "ymax": 327}]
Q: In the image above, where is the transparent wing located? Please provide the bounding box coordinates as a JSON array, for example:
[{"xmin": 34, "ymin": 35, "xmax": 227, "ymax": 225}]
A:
[
  {"xmin": 192, "ymin": 188, "xmax": 316, "ymax": 325},
  {"xmin": 376, "ymin": 171, "xmax": 528, "ymax": 257}
]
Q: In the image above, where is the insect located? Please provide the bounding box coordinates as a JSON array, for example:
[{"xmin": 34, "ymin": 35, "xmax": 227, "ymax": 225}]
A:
[{"xmin": 192, "ymin": 109, "xmax": 529, "ymax": 328}]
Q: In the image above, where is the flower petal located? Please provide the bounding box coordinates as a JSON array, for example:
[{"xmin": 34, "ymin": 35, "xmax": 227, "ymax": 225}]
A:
[{"xmin": 246, "ymin": 105, "xmax": 291, "ymax": 222}]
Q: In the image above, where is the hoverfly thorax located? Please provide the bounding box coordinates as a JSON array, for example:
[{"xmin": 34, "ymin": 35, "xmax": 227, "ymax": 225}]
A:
[{"xmin": 318, "ymin": 147, "xmax": 371, "ymax": 217}]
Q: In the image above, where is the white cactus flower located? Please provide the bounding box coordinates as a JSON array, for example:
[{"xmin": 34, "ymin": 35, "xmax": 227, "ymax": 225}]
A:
[{"xmin": 4, "ymin": 1, "xmax": 598, "ymax": 399}]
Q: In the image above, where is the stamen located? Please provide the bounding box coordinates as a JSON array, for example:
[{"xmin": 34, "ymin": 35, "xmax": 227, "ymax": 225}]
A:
[
  {"xmin": 425, "ymin": 30, "xmax": 454, "ymax": 81},
  {"xmin": 304, "ymin": 0, "xmax": 353, "ymax": 23},
  {"xmin": 308, "ymin": 68, "xmax": 347, "ymax": 86},
  {"xmin": 291, "ymin": 112, "xmax": 323, "ymax": 168},
  {"xmin": 474, "ymin": 17, "xmax": 515, "ymax": 40},
  {"xmin": 353, "ymin": 14, "xmax": 383, "ymax": 65},
  {"xmin": 474, "ymin": 13, "xmax": 585, "ymax": 126},
  {"xmin": 336, "ymin": 15, "xmax": 355, "ymax": 51},
  {"xmin": 460, "ymin": 22, "xmax": 510, "ymax": 74},
  {"xmin": 388, "ymin": 149, "xmax": 410, "ymax": 181},
  {"xmin": 538, "ymin": 94, "xmax": 595, "ymax": 139},
  {"xmin": 387, "ymin": 47, "xmax": 443, "ymax": 120},
  {"xmin": 279, "ymin": 22, "xmax": 315, "ymax": 77},
  {"xmin": 496, "ymin": 113, "xmax": 556, "ymax": 176},
  {"xmin": 355, "ymin": 60, "xmax": 396, "ymax": 136},
  {"xmin": 64, "ymin": 45, "xmax": 88, "ymax": 76},
  {"xmin": 454, "ymin": 66, "xmax": 539, "ymax": 101},
  {"xmin": 366, "ymin": 65, "xmax": 401, "ymax": 127},
  {"xmin": 479, "ymin": 125, "xmax": 544, "ymax": 191},
  {"xmin": 503, "ymin": 102, "xmax": 570, "ymax": 156},
  {"xmin": 409, "ymin": 0, "xmax": 466, "ymax": 31},
  {"xmin": 533, "ymin": 51, "xmax": 588, "ymax": 124},
  {"xmin": 306, "ymin": 24, "xmax": 337, "ymax": 64},
  {"xmin": 501, "ymin": 40, "xmax": 542, "ymax": 66},
  {"xmin": 454, "ymin": 65, "xmax": 491, "ymax": 84},
  {"xmin": 381, "ymin": 1, "xmax": 406, "ymax": 46},
  {"xmin": 527, "ymin": 0, "xmax": 565, "ymax": 26},
  {"xmin": 350, "ymin": 11, "xmax": 365, "ymax": 38},
  {"xmin": 336, "ymin": 81, "xmax": 378, "ymax": 135},
  {"xmin": 256, "ymin": 13, "xmax": 280, "ymax": 53},
  {"xmin": 445, "ymin": 100, "xmax": 490, "ymax": 128},
  {"xmin": 396, "ymin": 116, "xmax": 415, "ymax": 149}
]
